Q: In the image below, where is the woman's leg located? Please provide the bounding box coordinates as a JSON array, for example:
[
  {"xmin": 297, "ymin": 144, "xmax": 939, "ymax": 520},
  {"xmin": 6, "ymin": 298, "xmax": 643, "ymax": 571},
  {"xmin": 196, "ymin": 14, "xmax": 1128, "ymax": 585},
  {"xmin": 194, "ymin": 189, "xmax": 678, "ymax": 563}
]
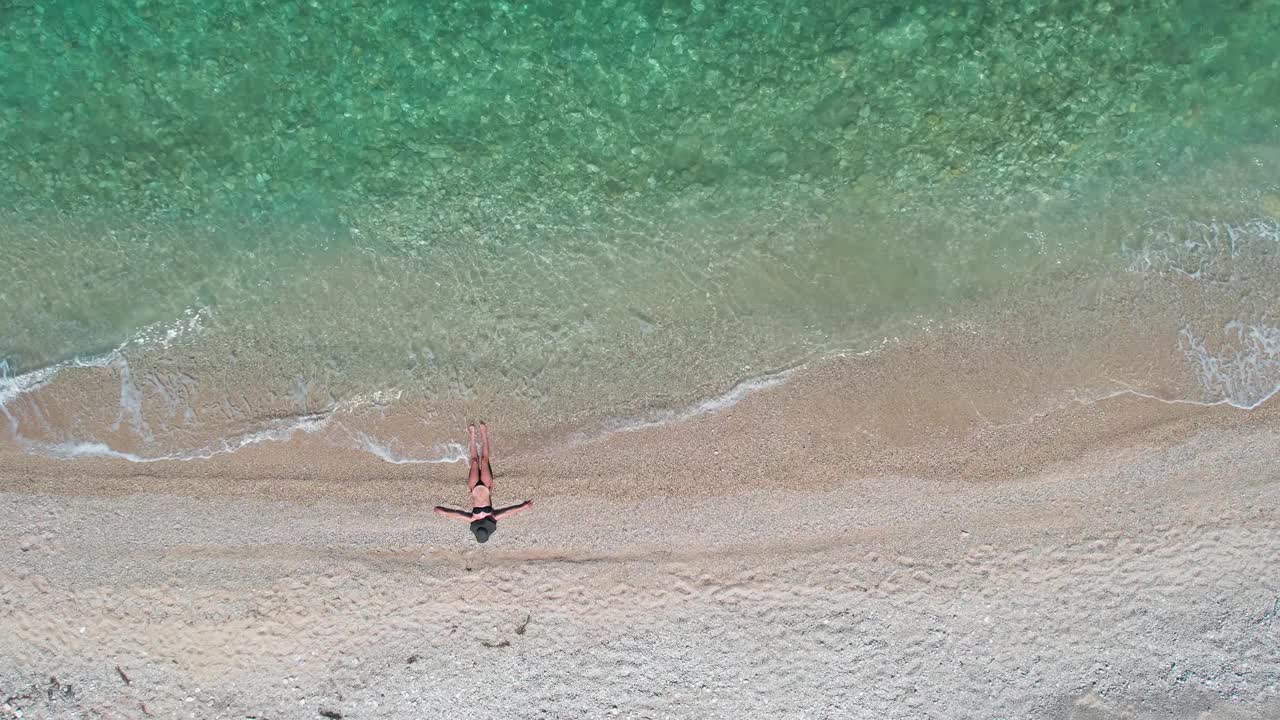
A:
[
  {"xmin": 467, "ymin": 424, "xmax": 482, "ymax": 490},
  {"xmin": 479, "ymin": 422, "xmax": 494, "ymax": 488}
]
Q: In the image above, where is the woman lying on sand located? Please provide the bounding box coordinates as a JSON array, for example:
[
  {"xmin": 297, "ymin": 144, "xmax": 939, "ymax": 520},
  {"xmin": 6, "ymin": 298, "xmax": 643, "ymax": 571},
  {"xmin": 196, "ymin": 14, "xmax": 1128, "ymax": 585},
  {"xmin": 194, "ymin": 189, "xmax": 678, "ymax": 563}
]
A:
[{"xmin": 434, "ymin": 423, "xmax": 534, "ymax": 543}]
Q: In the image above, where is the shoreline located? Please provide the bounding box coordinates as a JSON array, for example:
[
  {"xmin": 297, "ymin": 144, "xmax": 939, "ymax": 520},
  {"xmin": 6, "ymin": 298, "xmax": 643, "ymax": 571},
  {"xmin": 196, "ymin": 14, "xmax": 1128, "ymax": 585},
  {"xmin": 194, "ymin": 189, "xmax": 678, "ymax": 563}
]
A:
[
  {"xmin": 3, "ymin": 317, "xmax": 1277, "ymax": 501},
  {"xmin": 4, "ymin": 168, "xmax": 1279, "ymax": 470},
  {"xmin": 2, "ymin": 360, "xmax": 1278, "ymax": 718}
]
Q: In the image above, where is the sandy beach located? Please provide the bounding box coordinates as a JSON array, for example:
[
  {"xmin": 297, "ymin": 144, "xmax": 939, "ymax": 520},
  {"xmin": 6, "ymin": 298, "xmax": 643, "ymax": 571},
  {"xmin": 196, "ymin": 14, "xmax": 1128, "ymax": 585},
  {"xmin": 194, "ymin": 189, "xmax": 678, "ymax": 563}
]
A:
[{"xmin": 3, "ymin": 329, "xmax": 1279, "ymax": 720}]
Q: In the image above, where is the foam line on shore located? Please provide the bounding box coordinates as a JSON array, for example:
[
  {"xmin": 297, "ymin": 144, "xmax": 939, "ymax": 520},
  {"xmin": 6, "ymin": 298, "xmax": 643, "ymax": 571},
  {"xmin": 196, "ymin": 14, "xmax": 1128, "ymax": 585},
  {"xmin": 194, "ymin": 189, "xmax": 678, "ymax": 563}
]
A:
[
  {"xmin": 1178, "ymin": 321, "xmax": 1280, "ymax": 409},
  {"xmin": 347, "ymin": 429, "xmax": 468, "ymax": 465},
  {"xmin": 569, "ymin": 365, "xmax": 802, "ymax": 446},
  {"xmin": 18, "ymin": 414, "xmax": 332, "ymax": 462},
  {"xmin": 568, "ymin": 339, "xmax": 900, "ymax": 445}
]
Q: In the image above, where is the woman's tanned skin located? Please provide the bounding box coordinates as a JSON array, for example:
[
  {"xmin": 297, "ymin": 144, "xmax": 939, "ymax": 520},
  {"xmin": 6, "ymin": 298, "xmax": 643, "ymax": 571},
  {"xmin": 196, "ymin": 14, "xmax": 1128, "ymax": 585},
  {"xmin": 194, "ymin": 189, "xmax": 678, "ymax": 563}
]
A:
[{"xmin": 434, "ymin": 423, "xmax": 533, "ymax": 537}]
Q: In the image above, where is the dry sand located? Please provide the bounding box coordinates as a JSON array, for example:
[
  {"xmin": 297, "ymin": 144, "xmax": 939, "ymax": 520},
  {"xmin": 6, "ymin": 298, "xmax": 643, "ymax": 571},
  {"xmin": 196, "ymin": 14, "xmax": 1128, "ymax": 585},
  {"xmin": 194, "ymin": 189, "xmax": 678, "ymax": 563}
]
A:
[{"xmin": 2, "ymin": 336, "xmax": 1279, "ymax": 720}]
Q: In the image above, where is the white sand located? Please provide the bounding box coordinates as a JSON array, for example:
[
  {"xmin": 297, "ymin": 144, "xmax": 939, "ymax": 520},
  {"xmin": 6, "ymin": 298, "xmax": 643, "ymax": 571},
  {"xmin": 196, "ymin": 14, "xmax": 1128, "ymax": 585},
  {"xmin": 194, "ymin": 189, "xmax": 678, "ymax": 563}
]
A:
[{"xmin": 2, "ymin": 338, "xmax": 1280, "ymax": 719}]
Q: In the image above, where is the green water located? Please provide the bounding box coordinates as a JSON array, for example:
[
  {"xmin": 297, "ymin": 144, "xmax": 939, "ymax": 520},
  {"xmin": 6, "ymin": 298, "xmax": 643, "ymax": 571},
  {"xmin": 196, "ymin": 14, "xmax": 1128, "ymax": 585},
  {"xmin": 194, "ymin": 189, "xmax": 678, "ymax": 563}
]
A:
[{"xmin": 2, "ymin": 1, "xmax": 1279, "ymax": 454}]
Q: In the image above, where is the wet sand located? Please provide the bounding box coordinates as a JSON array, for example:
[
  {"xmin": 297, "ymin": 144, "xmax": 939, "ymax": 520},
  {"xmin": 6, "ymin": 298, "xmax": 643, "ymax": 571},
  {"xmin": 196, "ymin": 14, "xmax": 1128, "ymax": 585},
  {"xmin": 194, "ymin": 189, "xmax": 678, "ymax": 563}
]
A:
[{"xmin": 3, "ymin": 329, "xmax": 1279, "ymax": 720}]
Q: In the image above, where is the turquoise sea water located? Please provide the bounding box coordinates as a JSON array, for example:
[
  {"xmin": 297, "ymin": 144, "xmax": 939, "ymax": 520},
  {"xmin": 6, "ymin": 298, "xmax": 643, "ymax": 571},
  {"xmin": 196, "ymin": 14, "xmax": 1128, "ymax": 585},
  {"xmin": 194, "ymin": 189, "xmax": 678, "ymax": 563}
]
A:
[{"xmin": 2, "ymin": 1, "xmax": 1279, "ymax": 458}]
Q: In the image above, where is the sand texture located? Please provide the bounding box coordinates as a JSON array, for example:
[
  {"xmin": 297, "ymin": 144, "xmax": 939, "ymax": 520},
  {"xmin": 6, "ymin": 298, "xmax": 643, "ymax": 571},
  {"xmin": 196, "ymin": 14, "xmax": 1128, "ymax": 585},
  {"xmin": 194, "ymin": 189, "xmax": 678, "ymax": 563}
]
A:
[{"xmin": 2, "ymin": 346, "xmax": 1279, "ymax": 719}]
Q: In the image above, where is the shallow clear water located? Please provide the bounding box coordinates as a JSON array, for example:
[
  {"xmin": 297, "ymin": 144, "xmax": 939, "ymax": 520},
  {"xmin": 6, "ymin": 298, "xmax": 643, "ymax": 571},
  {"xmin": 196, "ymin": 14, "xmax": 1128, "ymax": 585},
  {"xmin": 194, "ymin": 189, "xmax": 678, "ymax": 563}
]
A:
[{"xmin": 2, "ymin": 1, "xmax": 1279, "ymax": 458}]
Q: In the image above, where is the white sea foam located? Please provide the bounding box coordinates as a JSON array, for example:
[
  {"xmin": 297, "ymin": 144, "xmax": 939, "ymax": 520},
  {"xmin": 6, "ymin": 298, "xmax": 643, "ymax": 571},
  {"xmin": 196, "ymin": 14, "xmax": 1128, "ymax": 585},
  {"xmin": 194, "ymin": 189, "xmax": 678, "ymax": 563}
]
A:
[
  {"xmin": 2, "ymin": 307, "xmax": 207, "ymax": 403},
  {"xmin": 111, "ymin": 355, "xmax": 151, "ymax": 439},
  {"xmin": 564, "ymin": 339, "xmax": 903, "ymax": 445},
  {"xmin": 1177, "ymin": 321, "xmax": 1280, "ymax": 409},
  {"xmin": 1124, "ymin": 216, "xmax": 1280, "ymax": 278},
  {"xmin": 4, "ymin": 338, "xmax": 463, "ymax": 464},
  {"xmin": 0, "ymin": 360, "xmax": 56, "ymax": 420},
  {"xmin": 19, "ymin": 413, "xmax": 331, "ymax": 462},
  {"xmin": 1, "ymin": 355, "xmax": 118, "ymax": 434},
  {"xmin": 568, "ymin": 365, "xmax": 800, "ymax": 446},
  {"xmin": 621, "ymin": 368, "xmax": 798, "ymax": 432},
  {"xmin": 571, "ymin": 337, "xmax": 905, "ymax": 445},
  {"xmin": 1, "ymin": 308, "xmax": 209, "ymax": 436},
  {"xmin": 119, "ymin": 306, "xmax": 209, "ymax": 353},
  {"xmin": 349, "ymin": 430, "xmax": 468, "ymax": 465},
  {"xmin": 332, "ymin": 389, "xmax": 404, "ymax": 414}
]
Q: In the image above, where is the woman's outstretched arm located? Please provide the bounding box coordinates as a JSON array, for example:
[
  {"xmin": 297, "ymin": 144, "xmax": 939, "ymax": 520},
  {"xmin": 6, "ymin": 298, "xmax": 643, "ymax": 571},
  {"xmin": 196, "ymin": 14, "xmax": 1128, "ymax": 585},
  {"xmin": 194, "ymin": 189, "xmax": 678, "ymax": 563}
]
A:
[
  {"xmin": 434, "ymin": 506, "xmax": 472, "ymax": 521},
  {"xmin": 494, "ymin": 500, "xmax": 534, "ymax": 519}
]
